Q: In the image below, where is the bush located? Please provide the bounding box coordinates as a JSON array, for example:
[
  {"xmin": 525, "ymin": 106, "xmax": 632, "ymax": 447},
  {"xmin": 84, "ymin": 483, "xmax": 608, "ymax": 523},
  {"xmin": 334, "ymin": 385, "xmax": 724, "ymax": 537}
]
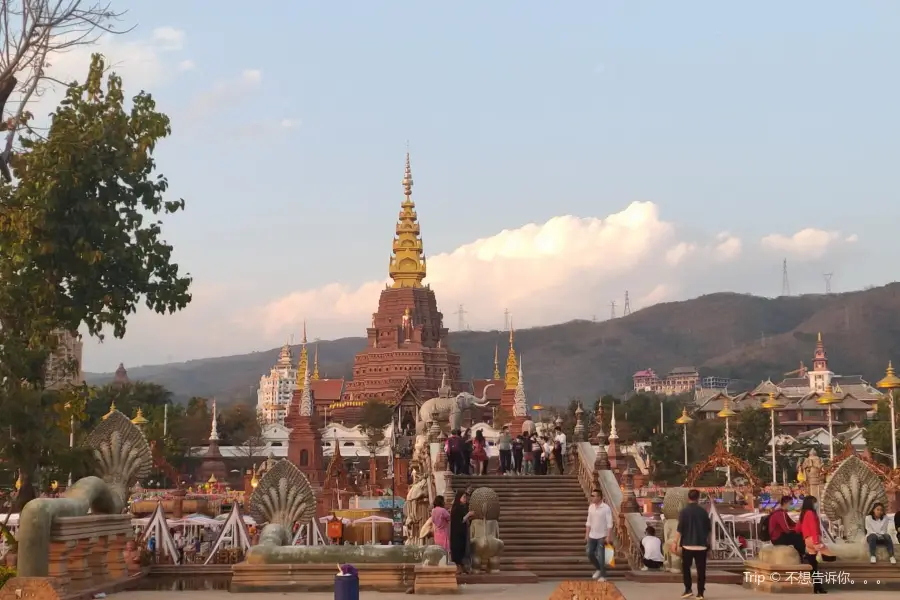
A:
[{"xmin": 0, "ymin": 566, "xmax": 16, "ymax": 589}]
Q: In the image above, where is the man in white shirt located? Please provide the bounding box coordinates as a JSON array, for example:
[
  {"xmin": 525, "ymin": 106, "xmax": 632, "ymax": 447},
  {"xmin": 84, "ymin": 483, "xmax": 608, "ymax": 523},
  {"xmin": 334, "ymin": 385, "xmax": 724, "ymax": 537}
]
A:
[
  {"xmin": 585, "ymin": 488, "xmax": 612, "ymax": 580},
  {"xmin": 641, "ymin": 525, "xmax": 664, "ymax": 570},
  {"xmin": 554, "ymin": 427, "xmax": 567, "ymax": 474}
]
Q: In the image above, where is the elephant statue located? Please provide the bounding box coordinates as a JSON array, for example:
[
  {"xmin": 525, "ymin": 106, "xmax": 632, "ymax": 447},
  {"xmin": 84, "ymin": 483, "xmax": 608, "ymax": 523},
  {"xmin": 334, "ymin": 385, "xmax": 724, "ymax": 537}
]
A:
[{"xmin": 417, "ymin": 385, "xmax": 493, "ymax": 434}]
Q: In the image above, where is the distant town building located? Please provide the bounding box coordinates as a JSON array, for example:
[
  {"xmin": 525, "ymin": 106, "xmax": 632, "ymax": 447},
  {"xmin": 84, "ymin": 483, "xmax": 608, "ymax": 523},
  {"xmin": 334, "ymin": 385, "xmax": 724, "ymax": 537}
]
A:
[
  {"xmin": 690, "ymin": 333, "xmax": 881, "ymax": 435},
  {"xmin": 701, "ymin": 375, "xmax": 731, "ymax": 390},
  {"xmin": 632, "ymin": 366, "xmax": 700, "ymax": 395},
  {"xmin": 44, "ymin": 329, "xmax": 84, "ymax": 389}
]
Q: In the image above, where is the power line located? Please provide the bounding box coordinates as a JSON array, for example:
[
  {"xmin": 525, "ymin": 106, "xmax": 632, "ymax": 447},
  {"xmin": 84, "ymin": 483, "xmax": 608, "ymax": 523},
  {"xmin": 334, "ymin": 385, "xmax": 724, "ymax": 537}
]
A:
[
  {"xmin": 609, "ymin": 301, "xmax": 617, "ymax": 320},
  {"xmin": 782, "ymin": 258, "xmax": 790, "ymax": 296},
  {"xmin": 453, "ymin": 304, "xmax": 468, "ymax": 331},
  {"xmin": 823, "ymin": 273, "xmax": 833, "ymax": 294},
  {"xmin": 623, "ymin": 291, "xmax": 632, "ymax": 316}
]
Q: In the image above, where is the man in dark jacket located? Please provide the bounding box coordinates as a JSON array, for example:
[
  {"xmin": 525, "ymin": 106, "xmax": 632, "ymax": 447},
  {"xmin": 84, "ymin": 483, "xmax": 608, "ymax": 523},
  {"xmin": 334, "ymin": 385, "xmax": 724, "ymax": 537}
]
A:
[{"xmin": 672, "ymin": 489, "xmax": 712, "ymax": 600}]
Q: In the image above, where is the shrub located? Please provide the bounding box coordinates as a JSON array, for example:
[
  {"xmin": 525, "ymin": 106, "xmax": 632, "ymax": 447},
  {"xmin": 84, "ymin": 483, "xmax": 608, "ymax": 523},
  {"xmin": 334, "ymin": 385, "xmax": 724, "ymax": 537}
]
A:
[{"xmin": 0, "ymin": 565, "xmax": 16, "ymax": 589}]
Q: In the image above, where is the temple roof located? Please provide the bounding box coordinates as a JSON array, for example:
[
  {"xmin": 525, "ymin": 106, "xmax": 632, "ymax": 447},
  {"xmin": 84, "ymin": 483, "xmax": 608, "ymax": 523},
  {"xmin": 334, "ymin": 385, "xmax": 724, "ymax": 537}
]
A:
[
  {"xmin": 388, "ymin": 153, "xmax": 427, "ymax": 288},
  {"xmin": 472, "ymin": 378, "xmax": 503, "ymax": 402},
  {"xmin": 311, "ymin": 378, "xmax": 344, "ymax": 401}
]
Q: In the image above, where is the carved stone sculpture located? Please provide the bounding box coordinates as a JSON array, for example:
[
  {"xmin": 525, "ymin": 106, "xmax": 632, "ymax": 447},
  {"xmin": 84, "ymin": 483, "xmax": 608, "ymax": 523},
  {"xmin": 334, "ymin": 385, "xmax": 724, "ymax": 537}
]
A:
[
  {"xmin": 821, "ymin": 455, "xmax": 888, "ymax": 542},
  {"xmin": 662, "ymin": 487, "xmax": 690, "ymax": 573},
  {"xmin": 801, "ymin": 449, "xmax": 824, "ymax": 500},
  {"xmin": 468, "ymin": 487, "xmax": 503, "ymax": 573},
  {"xmin": 249, "ymin": 459, "xmax": 316, "ymax": 546},
  {"xmin": 417, "ymin": 386, "xmax": 493, "ymax": 434},
  {"xmin": 521, "ymin": 418, "xmax": 535, "ymax": 436},
  {"xmin": 404, "ymin": 472, "xmax": 431, "ymax": 545},
  {"xmin": 86, "ymin": 409, "xmax": 153, "ymax": 505}
]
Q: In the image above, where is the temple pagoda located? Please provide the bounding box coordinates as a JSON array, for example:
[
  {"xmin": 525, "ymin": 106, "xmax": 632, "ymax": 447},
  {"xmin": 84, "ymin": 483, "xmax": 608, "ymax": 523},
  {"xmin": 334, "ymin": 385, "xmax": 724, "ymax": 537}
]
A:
[{"xmin": 330, "ymin": 154, "xmax": 464, "ymax": 427}]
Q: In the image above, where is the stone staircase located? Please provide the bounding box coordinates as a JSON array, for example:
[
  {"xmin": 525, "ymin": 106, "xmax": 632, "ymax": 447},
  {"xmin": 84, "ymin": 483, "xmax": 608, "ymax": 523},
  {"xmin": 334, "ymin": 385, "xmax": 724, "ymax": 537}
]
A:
[{"xmin": 451, "ymin": 473, "xmax": 626, "ymax": 579}]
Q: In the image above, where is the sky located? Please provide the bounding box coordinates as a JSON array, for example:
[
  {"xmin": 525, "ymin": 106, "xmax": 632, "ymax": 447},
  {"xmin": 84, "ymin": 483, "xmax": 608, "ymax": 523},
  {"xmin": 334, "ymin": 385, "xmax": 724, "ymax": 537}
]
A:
[{"xmin": 19, "ymin": 1, "xmax": 900, "ymax": 372}]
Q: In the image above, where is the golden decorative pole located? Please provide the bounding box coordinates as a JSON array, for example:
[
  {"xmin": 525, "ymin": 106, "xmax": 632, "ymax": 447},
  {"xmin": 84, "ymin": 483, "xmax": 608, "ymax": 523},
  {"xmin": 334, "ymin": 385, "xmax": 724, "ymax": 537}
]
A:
[
  {"xmin": 817, "ymin": 385, "xmax": 838, "ymax": 460},
  {"xmin": 761, "ymin": 392, "xmax": 782, "ymax": 485},
  {"xmin": 717, "ymin": 398, "xmax": 737, "ymax": 487},
  {"xmin": 876, "ymin": 361, "xmax": 900, "ymax": 469},
  {"xmin": 676, "ymin": 408, "xmax": 693, "ymax": 466}
]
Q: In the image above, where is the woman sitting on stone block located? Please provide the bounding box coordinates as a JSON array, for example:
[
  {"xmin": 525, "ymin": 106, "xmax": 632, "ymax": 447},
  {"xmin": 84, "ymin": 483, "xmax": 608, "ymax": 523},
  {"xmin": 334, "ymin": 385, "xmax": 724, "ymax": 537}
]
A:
[{"xmin": 865, "ymin": 503, "xmax": 897, "ymax": 564}]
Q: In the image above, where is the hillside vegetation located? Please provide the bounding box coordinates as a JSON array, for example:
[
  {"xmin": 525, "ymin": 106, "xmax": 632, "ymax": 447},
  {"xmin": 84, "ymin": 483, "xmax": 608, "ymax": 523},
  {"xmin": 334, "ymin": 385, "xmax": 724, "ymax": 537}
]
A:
[{"xmin": 86, "ymin": 284, "xmax": 900, "ymax": 405}]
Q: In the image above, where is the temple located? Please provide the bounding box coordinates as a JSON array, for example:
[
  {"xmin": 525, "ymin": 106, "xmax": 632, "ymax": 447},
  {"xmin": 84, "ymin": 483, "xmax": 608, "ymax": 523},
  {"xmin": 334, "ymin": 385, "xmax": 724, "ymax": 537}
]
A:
[{"xmin": 328, "ymin": 153, "xmax": 464, "ymax": 429}]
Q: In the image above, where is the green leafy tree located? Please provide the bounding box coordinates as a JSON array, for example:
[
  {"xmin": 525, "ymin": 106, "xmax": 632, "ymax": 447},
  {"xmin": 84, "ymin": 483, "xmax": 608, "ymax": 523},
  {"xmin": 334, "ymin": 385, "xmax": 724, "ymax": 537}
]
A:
[
  {"xmin": 358, "ymin": 400, "xmax": 394, "ymax": 448},
  {"xmin": 648, "ymin": 427, "xmax": 687, "ymax": 484},
  {"xmin": 864, "ymin": 395, "xmax": 895, "ymax": 465},
  {"xmin": 0, "ymin": 54, "xmax": 191, "ymax": 504},
  {"xmin": 731, "ymin": 408, "xmax": 778, "ymax": 479},
  {"xmin": 221, "ymin": 402, "xmax": 267, "ymax": 458}
]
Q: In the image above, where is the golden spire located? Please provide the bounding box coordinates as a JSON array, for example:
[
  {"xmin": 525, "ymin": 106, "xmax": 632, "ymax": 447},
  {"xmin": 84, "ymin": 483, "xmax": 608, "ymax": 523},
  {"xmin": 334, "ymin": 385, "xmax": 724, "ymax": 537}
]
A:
[
  {"xmin": 388, "ymin": 152, "xmax": 427, "ymax": 288},
  {"xmin": 103, "ymin": 400, "xmax": 117, "ymax": 420},
  {"xmin": 312, "ymin": 343, "xmax": 320, "ymax": 380},
  {"xmin": 297, "ymin": 321, "xmax": 309, "ymax": 383},
  {"xmin": 504, "ymin": 322, "xmax": 519, "ymax": 390},
  {"xmin": 493, "ymin": 342, "xmax": 501, "ymax": 380}
]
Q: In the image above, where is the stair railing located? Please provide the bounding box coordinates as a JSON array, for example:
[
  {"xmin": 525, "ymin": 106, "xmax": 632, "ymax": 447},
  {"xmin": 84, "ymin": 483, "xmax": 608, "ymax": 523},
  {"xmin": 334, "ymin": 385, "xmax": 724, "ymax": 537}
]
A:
[{"xmin": 574, "ymin": 442, "xmax": 644, "ymax": 570}]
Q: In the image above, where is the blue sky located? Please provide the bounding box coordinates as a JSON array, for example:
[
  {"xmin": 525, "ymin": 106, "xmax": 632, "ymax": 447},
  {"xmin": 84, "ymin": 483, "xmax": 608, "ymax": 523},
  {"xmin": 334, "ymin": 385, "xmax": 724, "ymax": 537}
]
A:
[{"xmin": 64, "ymin": 1, "xmax": 900, "ymax": 370}]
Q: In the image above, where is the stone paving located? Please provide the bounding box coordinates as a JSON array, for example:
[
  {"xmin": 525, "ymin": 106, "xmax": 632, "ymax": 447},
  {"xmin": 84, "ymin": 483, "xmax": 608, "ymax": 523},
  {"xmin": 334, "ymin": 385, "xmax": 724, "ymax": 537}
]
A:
[{"xmin": 114, "ymin": 581, "xmax": 900, "ymax": 600}]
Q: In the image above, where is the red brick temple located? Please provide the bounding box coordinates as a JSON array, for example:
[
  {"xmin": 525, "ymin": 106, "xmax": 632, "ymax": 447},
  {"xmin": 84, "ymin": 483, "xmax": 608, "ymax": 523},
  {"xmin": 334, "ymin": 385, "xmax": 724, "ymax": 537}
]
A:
[{"xmin": 327, "ymin": 154, "xmax": 465, "ymax": 429}]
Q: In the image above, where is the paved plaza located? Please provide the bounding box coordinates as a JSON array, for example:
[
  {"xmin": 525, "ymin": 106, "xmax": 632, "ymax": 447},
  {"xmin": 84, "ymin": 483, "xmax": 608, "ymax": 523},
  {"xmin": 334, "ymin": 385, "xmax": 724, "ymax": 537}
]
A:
[{"xmin": 115, "ymin": 581, "xmax": 900, "ymax": 600}]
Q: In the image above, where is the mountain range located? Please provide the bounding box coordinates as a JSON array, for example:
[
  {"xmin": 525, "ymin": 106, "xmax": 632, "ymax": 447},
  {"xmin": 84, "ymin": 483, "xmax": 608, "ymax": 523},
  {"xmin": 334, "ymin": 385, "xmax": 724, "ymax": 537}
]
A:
[{"xmin": 85, "ymin": 283, "xmax": 900, "ymax": 405}]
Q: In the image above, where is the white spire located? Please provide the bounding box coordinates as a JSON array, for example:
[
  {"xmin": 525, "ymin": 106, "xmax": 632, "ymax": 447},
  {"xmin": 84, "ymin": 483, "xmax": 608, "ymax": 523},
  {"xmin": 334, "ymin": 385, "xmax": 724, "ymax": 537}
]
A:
[
  {"xmin": 300, "ymin": 364, "xmax": 313, "ymax": 417},
  {"xmin": 210, "ymin": 398, "xmax": 219, "ymax": 441},
  {"xmin": 608, "ymin": 402, "xmax": 618, "ymax": 441},
  {"xmin": 513, "ymin": 354, "xmax": 527, "ymax": 417}
]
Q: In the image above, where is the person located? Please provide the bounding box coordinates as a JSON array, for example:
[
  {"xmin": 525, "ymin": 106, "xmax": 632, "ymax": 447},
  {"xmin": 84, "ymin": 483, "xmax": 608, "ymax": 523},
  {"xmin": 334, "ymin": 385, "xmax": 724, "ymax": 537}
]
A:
[
  {"xmin": 672, "ymin": 489, "xmax": 711, "ymax": 600},
  {"xmin": 641, "ymin": 525, "xmax": 664, "ymax": 570},
  {"xmin": 512, "ymin": 434, "xmax": 524, "ymax": 474},
  {"xmin": 585, "ymin": 488, "xmax": 612, "ymax": 581},
  {"xmin": 554, "ymin": 426, "xmax": 567, "ymax": 474},
  {"xmin": 799, "ymin": 495, "xmax": 832, "ymax": 594},
  {"xmin": 450, "ymin": 490, "xmax": 474, "ymax": 573},
  {"xmin": 462, "ymin": 429, "xmax": 473, "ymax": 475},
  {"xmin": 431, "ymin": 495, "xmax": 451, "ymax": 553},
  {"xmin": 497, "ymin": 426, "xmax": 512, "ymax": 474},
  {"xmin": 865, "ymin": 502, "xmax": 896, "ymax": 564},
  {"xmin": 472, "ymin": 430, "xmax": 488, "ymax": 475},
  {"xmin": 447, "ymin": 429, "xmax": 464, "ymax": 475},
  {"xmin": 522, "ymin": 434, "xmax": 534, "ymax": 475},
  {"xmin": 769, "ymin": 495, "xmax": 805, "ymax": 558},
  {"xmin": 542, "ymin": 436, "xmax": 553, "ymax": 475}
]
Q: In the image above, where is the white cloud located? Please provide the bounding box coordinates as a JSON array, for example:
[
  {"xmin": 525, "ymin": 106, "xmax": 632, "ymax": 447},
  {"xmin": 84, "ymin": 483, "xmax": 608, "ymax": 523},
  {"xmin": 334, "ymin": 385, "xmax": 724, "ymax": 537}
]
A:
[
  {"xmin": 82, "ymin": 200, "xmax": 864, "ymax": 371},
  {"xmin": 25, "ymin": 27, "xmax": 188, "ymax": 125},
  {"xmin": 188, "ymin": 69, "xmax": 262, "ymax": 117},
  {"xmin": 280, "ymin": 118, "xmax": 300, "ymax": 129},
  {"xmin": 177, "ymin": 59, "xmax": 196, "ymax": 72},
  {"xmin": 760, "ymin": 228, "xmax": 856, "ymax": 260}
]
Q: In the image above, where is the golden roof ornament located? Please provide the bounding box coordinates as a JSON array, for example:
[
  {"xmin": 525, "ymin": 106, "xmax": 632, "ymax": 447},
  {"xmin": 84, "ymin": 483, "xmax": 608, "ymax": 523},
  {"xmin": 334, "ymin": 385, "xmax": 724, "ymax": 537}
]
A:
[
  {"xmin": 877, "ymin": 361, "xmax": 900, "ymax": 390},
  {"xmin": 103, "ymin": 400, "xmax": 117, "ymax": 420},
  {"xmin": 717, "ymin": 397, "xmax": 737, "ymax": 419},
  {"xmin": 388, "ymin": 152, "xmax": 427, "ymax": 288},
  {"xmin": 504, "ymin": 322, "xmax": 519, "ymax": 390},
  {"xmin": 761, "ymin": 392, "xmax": 781, "ymax": 410},
  {"xmin": 312, "ymin": 344, "xmax": 320, "ymax": 380},
  {"xmin": 493, "ymin": 342, "xmax": 501, "ymax": 380},
  {"xmin": 676, "ymin": 407, "xmax": 694, "ymax": 425},
  {"xmin": 817, "ymin": 384, "xmax": 839, "ymax": 405},
  {"xmin": 131, "ymin": 408, "xmax": 149, "ymax": 426}
]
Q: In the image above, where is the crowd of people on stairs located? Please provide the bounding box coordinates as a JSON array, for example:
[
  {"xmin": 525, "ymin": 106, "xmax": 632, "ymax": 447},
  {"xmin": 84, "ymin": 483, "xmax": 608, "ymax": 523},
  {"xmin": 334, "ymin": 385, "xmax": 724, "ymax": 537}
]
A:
[{"xmin": 444, "ymin": 425, "xmax": 568, "ymax": 475}]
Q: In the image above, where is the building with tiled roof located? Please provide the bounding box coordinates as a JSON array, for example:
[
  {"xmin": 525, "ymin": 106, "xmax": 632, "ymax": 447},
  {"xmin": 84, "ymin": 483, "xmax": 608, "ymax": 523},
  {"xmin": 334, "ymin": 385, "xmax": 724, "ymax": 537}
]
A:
[
  {"xmin": 633, "ymin": 366, "xmax": 700, "ymax": 395},
  {"xmin": 691, "ymin": 333, "xmax": 880, "ymax": 435}
]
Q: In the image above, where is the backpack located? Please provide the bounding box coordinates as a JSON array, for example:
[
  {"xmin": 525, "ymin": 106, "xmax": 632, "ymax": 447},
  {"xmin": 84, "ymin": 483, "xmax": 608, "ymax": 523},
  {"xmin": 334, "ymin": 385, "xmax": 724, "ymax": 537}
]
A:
[
  {"xmin": 448, "ymin": 435, "xmax": 462, "ymax": 454},
  {"xmin": 758, "ymin": 514, "xmax": 771, "ymax": 542}
]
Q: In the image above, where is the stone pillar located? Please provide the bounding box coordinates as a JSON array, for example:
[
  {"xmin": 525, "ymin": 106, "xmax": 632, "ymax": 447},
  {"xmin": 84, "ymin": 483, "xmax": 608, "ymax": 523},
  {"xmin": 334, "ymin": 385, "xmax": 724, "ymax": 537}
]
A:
[
  {"xmin": 47, "ymin": 539, "xmax": 74, "ymax": 593},
  {"xmin": 620, "ymin": 468, "xmax": 639, "ymax": 513},
  {"xmin": 87, "ymin": 535, "xmax": 109, "ymax": 588},
  {"xmin": 106, "ymin": 533, "xmax": 129, "ymax": 579},
  {"xmin": 594, "ymin": 429, "xmax": 610, "ymax": 472}
]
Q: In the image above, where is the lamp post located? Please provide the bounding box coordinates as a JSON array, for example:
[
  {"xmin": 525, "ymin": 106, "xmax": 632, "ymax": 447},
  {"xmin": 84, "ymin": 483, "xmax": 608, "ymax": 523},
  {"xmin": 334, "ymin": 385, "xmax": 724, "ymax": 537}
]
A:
[
  {"xmin": 675, "ymin": 408, "xmax": 693, "ymax": 466},
  {"xmin": 876, "ymin": 361, "xmax": 900, "ymax": 469},
  {"xmin": 761, "ymin": 392, "xmax": 782, "ymax": 486},
  {"xmin": 817, "ymin": 385, "xmax": 838, "ymax": 461},
  {"xmin": 717, "ymin": 398, "xmax": 737, "ymax": 487},
  {"xmin": 660, "ymin": 399, "xmax": 665, "ymax": 435}
]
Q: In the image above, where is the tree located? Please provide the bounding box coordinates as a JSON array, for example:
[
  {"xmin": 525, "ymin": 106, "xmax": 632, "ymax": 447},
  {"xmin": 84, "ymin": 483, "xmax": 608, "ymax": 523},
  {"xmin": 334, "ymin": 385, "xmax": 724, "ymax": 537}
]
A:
[
  {"xmin": 864, "ymin": 396, "xmax": 895, "ymax": 465},
  {"xmin": 85, "ymin": 381, "xmax": 173, "ymax": 427},
  {"xmin": 0, "ymin": 54, "xmax": 190, "ymax": 504},
  {"xmin": 731, "ymin": 408, "xmax": 778, "ymax": 479},
  {"xmin": 221, "ymin": 402, "xmax": 267, "ymax": 459},
  {"xmin": 358, "ymin": 400, "xmax": 394, "ymax": 448},
  {"xmin": 0, "ymin": 1, "xmax": 129, "ymax": 179},
  {"xmin": 648, "ymin": 427, "xmax": 687, "ymax": 485}
]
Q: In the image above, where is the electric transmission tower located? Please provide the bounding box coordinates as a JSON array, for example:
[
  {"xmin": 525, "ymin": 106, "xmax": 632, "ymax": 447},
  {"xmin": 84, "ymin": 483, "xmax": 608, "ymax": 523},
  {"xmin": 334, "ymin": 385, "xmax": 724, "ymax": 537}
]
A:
[
  {"xmin": 453, "ymin": 304, "xmax": 468, "ymax": 331},
  {"xmin": 623, "ymin": 291, "xmax": 632, "ymax": 316},
  {"xmin": 823, "ymin": 273, "xmax": 833, "ymax": 294},
  {"xmin": 503, "ymin": 308, "xmax": 510, "ymax": 331},
  {"xmin": 609, "ymin": 301, "xmax": 617, "ymax": 319},
  {"xmin": 782, "ymin": 258, "xmax": 790, "ymax": 296}
]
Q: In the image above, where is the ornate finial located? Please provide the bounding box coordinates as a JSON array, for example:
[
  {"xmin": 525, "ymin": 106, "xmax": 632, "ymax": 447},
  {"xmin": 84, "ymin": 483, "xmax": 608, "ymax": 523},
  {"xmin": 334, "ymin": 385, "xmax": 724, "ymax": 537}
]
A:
[
  {"xmin": 493, "ymin": 342, "xmax": 500, "ymax": 379},
  {"xmin": 297, "ymin": 323, "xmax": 309, "ymax": 383},
  {"xmin": 504, "ymin": 320, "xmax": 519, "ymax": 390},
  {"xmin": 609, "ymin": 403, "xmax": 619, "ymax": 440},
  {"xmin": 277, "ymin": 340, "xmax": 293, "ymax": 368},
  {"xmin": 438, "ymin": 371, "xmax": 451, "ymax": 398},
  {"xmin": 300, "ymin": 365, "xmax": 313, "ymax": 417},
  {"xmin": 389, "ymin": 153, "xmax": 427, "ymax": 288},
  {"xmin": 717, "ymin": 396, "xmax": 737, "ymax": 418},
  {"xmin": 513, "ymin": 355, "xmax": 527, "ymax": 417},
  {"xmin": 210, "ymin": 398, "xmax": 219, "ymax": 441},
  {"xmin": 103, "ymin": 400, "xmax": 117, "ymax": 420},
  {"xmin": 131, "ymin": 408, "xmax": 149, "ymax": 427},
  {"xmin": 312, "ymin": 344, "xmax": 320, "ymax": 380},
  {"xmin": 877, "ymin": 361, "xmax": 900, "ymax": 391},
  {"xmin": 817, "ymin": 331, "xmax": 822, "ymax": 343}
]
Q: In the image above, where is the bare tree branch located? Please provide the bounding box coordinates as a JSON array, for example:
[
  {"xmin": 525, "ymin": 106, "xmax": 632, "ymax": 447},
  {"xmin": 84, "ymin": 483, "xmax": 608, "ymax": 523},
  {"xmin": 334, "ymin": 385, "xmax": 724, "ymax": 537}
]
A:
[{"xmin": 0, "ymin": 0, "xmax": 130, "ymax": 180}]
